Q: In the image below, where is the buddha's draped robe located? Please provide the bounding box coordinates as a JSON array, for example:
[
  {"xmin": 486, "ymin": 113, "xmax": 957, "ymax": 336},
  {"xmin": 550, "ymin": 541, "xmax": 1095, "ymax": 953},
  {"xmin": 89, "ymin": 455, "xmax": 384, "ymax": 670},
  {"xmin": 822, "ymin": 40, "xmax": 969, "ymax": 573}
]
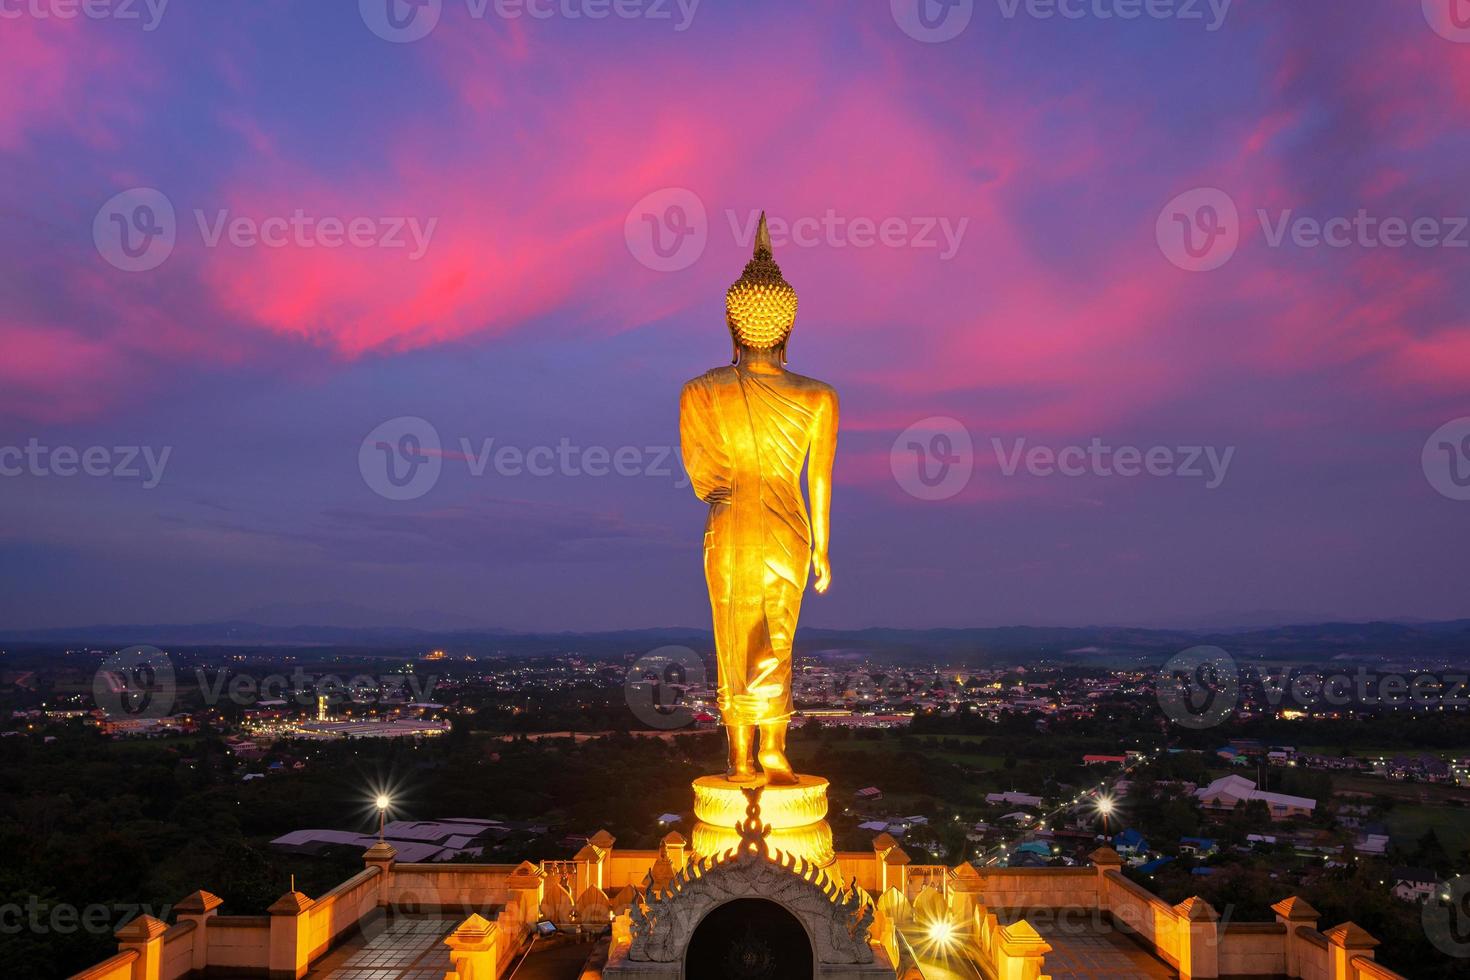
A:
[{"xmin": 680, "ymin": 366, "xmax": 814, "ymax": 726}]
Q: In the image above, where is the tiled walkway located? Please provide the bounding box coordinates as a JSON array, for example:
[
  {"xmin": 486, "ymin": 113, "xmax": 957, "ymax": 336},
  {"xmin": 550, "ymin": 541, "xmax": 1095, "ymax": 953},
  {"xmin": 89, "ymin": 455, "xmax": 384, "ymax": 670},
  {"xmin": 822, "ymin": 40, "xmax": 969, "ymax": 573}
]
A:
[
  {"xmin": 302, "ymin": 914, "xmax": 594, "ymax": 980},
  {"xmin": 1036, "ymin": 927, "xmax": 1177, "ymax": 979},
  {"xmin": 306, "ymin": 917, "xmax": 456, "ymax": 980}
]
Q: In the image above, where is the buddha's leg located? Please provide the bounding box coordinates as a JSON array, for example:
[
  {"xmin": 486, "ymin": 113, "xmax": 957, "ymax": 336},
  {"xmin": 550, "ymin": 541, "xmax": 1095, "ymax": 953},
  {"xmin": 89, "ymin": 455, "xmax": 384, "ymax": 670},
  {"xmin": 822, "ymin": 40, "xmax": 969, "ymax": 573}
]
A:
[{"xmin": 726, "ymin": 724, "xmax": 756, "ymax": 782}]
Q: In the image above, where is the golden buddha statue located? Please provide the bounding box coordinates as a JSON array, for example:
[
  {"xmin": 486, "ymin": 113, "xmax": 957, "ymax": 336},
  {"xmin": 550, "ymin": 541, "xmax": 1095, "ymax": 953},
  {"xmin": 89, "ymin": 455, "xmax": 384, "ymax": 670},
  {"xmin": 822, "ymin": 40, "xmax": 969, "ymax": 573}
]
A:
[{"xmin": 680, "ymin": 212, "xmax": 839, "ymax": 787}]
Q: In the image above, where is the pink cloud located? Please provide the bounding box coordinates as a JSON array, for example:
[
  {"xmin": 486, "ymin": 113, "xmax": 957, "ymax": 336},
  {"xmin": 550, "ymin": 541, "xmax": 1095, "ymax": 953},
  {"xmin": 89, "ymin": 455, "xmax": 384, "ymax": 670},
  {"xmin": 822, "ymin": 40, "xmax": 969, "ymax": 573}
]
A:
[
  {"xmin": 0, "ymin": 321, "xmax": 117, "ymax": 422},
  {"xmin": 0, "ymin": 15, "xmax": 149, "ymax": 151}
]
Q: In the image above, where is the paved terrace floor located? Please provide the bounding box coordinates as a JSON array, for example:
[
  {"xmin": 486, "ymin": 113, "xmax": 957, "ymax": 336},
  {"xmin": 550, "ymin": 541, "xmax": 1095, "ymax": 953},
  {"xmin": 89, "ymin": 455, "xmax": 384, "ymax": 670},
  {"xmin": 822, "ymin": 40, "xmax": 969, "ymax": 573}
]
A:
[
  {"xmin": 302, "ymin": 913, "xmax": 594, "ymax": 980},
  {"xmin": 995, "ymin": 912, "xmax": 1177, "ymax": 980}
]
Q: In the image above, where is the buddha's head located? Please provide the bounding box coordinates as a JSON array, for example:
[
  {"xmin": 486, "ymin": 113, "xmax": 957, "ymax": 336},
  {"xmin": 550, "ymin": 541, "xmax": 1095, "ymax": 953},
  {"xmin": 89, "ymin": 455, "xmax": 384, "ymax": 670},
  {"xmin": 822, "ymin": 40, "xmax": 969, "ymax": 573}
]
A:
[{"xmin": 726, "ymin": 211, "xmax": 797, "ymax": 362}]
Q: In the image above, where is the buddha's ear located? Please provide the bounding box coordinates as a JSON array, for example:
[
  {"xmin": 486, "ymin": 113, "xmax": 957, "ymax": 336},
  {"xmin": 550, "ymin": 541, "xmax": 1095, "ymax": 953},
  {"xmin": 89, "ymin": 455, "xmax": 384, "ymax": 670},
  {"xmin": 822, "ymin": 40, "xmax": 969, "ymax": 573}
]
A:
[
  {"xmin": 731, "ymin": 336, "xmax": 741, "ymax": 365},
  {"xmin": 777, "ymin": 339, "xmax": 788, "ymax": 366}
]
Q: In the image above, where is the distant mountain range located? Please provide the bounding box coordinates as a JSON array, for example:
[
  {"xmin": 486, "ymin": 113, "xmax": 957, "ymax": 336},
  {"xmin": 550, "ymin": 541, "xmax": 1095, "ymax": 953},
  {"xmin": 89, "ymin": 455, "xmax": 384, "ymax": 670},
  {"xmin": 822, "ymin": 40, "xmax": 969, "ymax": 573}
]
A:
[{"xmin": 4, "ymin": 616, "xmax": 1469, "ymax": 665}]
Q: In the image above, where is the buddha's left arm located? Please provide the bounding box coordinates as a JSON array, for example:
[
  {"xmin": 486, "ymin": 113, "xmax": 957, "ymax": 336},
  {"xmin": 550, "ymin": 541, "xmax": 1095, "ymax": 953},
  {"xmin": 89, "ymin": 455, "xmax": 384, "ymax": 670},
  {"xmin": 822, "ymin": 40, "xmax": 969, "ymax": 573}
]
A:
[{"xmin": 808, "ymin": 387, "xmax": 839, "ymax": 593}]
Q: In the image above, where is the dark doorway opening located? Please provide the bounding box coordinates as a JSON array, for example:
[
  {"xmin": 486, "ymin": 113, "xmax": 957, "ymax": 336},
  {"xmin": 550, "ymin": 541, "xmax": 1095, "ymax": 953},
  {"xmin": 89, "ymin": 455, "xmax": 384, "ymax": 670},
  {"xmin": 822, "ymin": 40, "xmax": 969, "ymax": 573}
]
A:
[{"xmin": 683, "ymin": 898, "xmax": 814, "ymax": 980}]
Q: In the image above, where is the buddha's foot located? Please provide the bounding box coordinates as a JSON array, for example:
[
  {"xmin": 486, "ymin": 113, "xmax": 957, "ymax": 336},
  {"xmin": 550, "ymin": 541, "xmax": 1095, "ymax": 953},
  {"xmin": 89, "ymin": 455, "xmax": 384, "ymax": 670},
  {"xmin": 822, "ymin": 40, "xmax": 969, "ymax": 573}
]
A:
[{"xmin": 758, "ymin": 722, "xmax": 798, "ymax": 785}]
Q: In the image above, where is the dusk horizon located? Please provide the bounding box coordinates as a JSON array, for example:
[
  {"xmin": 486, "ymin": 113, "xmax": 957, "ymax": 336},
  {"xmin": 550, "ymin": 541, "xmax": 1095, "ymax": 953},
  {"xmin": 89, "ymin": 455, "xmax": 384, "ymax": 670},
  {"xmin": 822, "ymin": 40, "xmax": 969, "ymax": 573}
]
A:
[{"xmin": 5, "ymin": 3, "xmax": 1470, "ymax": 634}]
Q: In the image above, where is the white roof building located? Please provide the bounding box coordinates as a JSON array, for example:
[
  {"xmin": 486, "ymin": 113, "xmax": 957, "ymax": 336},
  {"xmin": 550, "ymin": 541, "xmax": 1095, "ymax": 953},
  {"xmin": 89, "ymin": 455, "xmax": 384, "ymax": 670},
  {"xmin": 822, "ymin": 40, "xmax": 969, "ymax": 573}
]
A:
[{"xmin": 1196, "ymin": 775, "xmax": 1315, "ymax": 819}]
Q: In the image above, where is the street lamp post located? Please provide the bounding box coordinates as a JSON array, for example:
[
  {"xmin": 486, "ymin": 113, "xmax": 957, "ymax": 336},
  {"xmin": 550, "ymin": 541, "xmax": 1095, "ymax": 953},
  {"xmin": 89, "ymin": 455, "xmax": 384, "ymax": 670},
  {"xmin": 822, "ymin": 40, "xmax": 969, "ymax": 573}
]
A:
[
  {"xmin": 1094, "ymin": 794, "xmax": 1115, "ymax": 837},
  {"xmin": 375, "ymin": 794, "xmax": 391, "ymax": 842}
]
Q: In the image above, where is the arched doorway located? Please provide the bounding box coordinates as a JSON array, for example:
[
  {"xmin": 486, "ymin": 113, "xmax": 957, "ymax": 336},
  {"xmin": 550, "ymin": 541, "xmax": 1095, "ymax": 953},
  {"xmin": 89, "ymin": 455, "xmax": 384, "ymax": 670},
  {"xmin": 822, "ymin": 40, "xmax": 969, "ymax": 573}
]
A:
[{"xmin": 683, "ymin": 898, "xmax": 814, "ymax": 980}]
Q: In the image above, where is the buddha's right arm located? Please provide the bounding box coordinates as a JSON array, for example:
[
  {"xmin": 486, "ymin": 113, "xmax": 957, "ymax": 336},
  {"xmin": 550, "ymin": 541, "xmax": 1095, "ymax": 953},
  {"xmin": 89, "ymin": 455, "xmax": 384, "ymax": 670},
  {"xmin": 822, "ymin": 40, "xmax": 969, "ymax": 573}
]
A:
[{"xmin": 679, "ymin": 381, "xmax": 727, "ymax": 502}]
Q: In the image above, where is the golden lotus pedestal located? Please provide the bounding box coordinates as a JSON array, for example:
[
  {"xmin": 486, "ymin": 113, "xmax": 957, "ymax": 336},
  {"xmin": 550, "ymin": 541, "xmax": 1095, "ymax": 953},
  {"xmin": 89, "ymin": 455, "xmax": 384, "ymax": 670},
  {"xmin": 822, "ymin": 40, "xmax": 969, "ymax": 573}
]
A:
[{"xmin": 690, "ymin": 773, "xmax": 835, "ymax": 867}]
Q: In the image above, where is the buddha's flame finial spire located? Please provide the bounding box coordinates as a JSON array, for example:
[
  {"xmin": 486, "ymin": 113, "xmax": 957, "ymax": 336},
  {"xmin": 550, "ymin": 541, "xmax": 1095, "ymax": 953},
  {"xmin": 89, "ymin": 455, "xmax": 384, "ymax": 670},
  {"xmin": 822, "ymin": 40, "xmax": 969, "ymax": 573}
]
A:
[
  {"xmin": 726, "ymin": 209, "xmax": 796, "ymax": 353},
  {"xmin": 755, "ymin": 210, "xmax": 772, "ymax": 260}
]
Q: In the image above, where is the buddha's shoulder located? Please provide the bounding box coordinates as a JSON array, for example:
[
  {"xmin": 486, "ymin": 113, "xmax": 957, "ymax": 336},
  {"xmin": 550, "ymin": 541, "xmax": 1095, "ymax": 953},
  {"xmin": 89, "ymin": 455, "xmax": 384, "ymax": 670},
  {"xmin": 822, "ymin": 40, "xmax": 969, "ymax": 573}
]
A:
[
  {"xmin": 683, "ymin": 366, "xmax": 738, "ymax": 390},
  {"xmin": 780, "ymin": 370, "xmax": 838, "ymax": 400}
]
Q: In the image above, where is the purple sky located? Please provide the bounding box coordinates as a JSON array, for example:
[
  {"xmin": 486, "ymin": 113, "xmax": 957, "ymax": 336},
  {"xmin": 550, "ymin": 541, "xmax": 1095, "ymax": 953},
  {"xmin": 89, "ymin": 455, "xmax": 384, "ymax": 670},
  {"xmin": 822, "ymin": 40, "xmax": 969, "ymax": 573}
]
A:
[{"xmin": 1, "ymin": 0, "xmax": 1468, "ymax": 631}]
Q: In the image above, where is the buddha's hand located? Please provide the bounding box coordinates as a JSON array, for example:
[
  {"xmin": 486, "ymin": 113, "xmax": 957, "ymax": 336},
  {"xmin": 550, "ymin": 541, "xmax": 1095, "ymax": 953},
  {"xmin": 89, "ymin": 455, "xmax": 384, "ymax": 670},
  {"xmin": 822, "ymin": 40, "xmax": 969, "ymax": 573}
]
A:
[
  {"xmin": 704, "ymin": 487, "xmax": 732, "ymax": 505},
  {"xmin": 812, "ymin": 550, "xmax": 832, "ymax": 594}
]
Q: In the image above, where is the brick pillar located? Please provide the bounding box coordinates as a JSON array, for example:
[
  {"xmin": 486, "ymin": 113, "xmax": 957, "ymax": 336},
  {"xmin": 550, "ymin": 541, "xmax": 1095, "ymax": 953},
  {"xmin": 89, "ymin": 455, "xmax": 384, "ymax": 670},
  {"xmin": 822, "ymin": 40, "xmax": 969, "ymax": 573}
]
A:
[
  {"xmin": 363, "ymin": 841, "xmax": 396, "ymax": 907},
  {"xmin": 1089, "ymin": 846, "xmax": 1123, "ymax": 911},
  {"xmin": 1271, "ymin": 896, "xmax": 1320, "ymax": 977},
  {"xmin": 115, "ymin": 914, "xmax": 169, "ymax": 980},
  {"xmin": 872, "ymin": 832, "xmax": 898, "ymax": 894},
  {"xmin": 661, "ymin": 830, "xmax": 687, "ymax": 870},
  {"xmin": 173, "ymin": 889, "xmax": 223, "ymax": 972},
  {"xmin": 586, "ymin": 829, "xmax": 615, "ymax": 892},
  {"xmin": 444, "ymin": 913, "xmax": 499, "ymax": 980},
  {"xmin": 1173, "ymin": 897, "xmax": 1220, "ymax": 979},
  {"xmin": 506, "ymin": 861, "xmax": 544, "ymax": 930},
  {"xmin": 950, "ymin": 862, "xmax": 983, "ymax": 925},
  {"xmin": 1325, "ymin": 922, "xmax": 1379, "ymax": 979},
  {"xmin": 885, "ymin": 845, "xmax": 911, "ymax": 896},
  {"xmin": 997, "ymin": 920, "xmax": 1052, "ymax": 980},
  {"xmin": 576, "ymin": 834, "xmax": 612, "ymax": 894},
  {"xmin": 267, "ymin": 891, "xmax": 314, "ymax": 979}
]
